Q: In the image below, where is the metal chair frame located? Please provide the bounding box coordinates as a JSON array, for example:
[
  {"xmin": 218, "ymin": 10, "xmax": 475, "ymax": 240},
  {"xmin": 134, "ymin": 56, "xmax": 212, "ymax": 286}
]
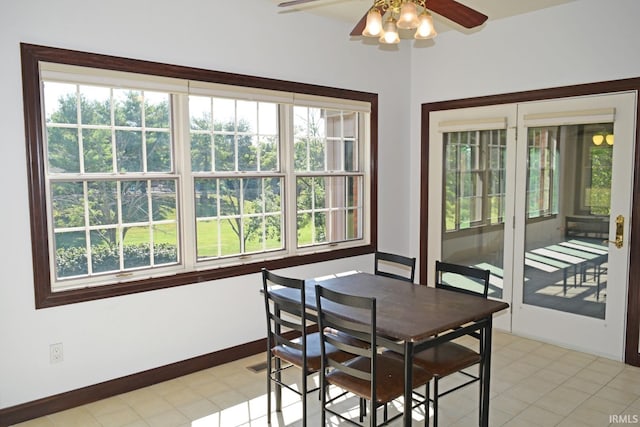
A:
[{"xmin": 374, "ymin": 251, "xmax": 416, "ymax": 283}]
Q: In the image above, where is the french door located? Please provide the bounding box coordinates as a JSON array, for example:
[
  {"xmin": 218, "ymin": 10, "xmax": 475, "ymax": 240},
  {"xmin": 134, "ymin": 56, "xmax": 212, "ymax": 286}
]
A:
[{"xmin": 426, "ymin": 92, "xmax": 637, "ymax": 359}]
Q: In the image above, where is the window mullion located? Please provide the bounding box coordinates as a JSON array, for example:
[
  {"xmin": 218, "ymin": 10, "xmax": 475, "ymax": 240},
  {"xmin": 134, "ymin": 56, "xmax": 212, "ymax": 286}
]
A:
[
  {"xmin": 282, "ymin": 104, "xmax": 297, "ymax": 254},
  {"xmin": 175, "ymin": 93, "xmax": 194, "ymax": 270}
]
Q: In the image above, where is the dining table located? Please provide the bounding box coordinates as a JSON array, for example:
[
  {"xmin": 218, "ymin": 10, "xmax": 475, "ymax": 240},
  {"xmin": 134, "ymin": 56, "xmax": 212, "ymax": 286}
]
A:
[{"xmin": 285, "ymin": 270, "xmax": 510, "ymax": 427}]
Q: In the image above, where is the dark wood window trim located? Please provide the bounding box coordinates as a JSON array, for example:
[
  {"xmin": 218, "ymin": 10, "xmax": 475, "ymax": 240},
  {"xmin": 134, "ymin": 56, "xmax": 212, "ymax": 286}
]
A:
[
  {"xmin": 419, "ymin": 78, "xmax": 640, "ymax": 366},
  {"xmin": 20, "ymin": 43, "xmax": 378, "ymax": 308}
]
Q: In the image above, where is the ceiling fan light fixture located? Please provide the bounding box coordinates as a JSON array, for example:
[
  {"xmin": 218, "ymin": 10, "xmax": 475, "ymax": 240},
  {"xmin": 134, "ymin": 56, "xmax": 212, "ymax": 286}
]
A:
[
  {"xmin": 380, "ymin": 17, "xmax": 400, "ymax": 44},
  {"xmin": 362, "ymin": 8, "xmax": 383, "ymax": 37},
  {"xmin": 397, "ymin": 1, "xmax": 420, "ymax": 29},
  {"xmin": 415, "ymin": 11, "xmax": 437, "ymax": 39}
]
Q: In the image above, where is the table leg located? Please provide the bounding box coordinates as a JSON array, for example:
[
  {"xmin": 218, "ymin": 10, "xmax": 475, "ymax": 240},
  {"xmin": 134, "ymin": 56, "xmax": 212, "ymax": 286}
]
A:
[
  {"xmin": 480, "ymin": 317, "xmax": 493, "ymax": 427},
  {"xmin": 404, "ymin": 340, "xmax": 414, "ymax": 427}
]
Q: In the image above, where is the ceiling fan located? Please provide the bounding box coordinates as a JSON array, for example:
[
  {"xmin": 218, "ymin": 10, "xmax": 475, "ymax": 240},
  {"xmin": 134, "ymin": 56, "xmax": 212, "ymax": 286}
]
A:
[{"xmin": 278, "ymin": 0, "xmax": 488, "ymax": 40}]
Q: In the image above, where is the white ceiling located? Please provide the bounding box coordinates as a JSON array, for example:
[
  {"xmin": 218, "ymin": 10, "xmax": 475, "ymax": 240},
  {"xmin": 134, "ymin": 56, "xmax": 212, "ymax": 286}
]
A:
[{"xmin": 271, "ymin": 0, "xmax": 575, "ymax": 34}]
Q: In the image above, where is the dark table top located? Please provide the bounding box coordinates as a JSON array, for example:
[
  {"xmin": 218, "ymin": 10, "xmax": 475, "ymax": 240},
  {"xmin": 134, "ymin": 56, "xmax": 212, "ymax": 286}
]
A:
[{"xmin": 300, "ymin": 272, "xmax": 509, "ymax": 343}]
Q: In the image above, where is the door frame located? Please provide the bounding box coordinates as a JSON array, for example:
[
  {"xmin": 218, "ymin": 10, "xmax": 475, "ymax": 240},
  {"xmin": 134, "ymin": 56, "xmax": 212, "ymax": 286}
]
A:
[{"xmin": 419, "ymin": 78, "xmax": 640, "ymax": 365}]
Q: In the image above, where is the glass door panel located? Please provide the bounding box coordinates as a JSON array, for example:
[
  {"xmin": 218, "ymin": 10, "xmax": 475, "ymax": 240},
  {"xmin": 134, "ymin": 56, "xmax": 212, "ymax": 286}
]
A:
[
  {"xmin": 522, "ymin": 123, "xmax": 610, "ymax": 319},
  {"xmin": 441, "ymin": 129, "xmax": 507, "ymax": 299}
]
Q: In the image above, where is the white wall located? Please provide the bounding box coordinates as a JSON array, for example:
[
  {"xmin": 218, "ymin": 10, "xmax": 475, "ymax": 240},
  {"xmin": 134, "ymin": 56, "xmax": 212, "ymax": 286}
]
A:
[
  {"xmin": 408, "ymin": 0, "xmax": 640, "ymax": 278},
  {"xmin": 0, "ymin": 0, "xmax": 413, "ymax": 409}
]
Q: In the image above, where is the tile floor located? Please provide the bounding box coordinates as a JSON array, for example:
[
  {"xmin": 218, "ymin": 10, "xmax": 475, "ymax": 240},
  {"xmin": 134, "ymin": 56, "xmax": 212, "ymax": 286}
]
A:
[{"xmin": 12, "ymin": 331, "xmax": 640, "ymax": 427}]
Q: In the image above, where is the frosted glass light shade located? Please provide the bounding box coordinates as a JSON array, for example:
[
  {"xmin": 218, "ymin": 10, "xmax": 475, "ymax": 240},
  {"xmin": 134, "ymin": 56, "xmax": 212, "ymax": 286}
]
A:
[
  {"xmin": 362, "ymin": 9, "xmax": 383, "ymax": 37},
  {"xmin": 415, "ymin": 11, "xmax": 437, "ymax": 39},
  {"xmin": 397, "ymin": 2, "xmax": 420, "ymax": 29},
  {"xmin": 379, "ymin": 18, "xmax": 400, "ymax": 44}
]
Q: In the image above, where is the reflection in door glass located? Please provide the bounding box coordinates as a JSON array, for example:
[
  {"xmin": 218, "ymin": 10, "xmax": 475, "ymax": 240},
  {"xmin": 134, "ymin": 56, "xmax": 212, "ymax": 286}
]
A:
[
  {"xmin": 523, "ymin": 123, "xmax": 611, "ymax": 319},
  {"xmin": 441, "ymin": 129, "xmax": 506, "ymax": 299}
]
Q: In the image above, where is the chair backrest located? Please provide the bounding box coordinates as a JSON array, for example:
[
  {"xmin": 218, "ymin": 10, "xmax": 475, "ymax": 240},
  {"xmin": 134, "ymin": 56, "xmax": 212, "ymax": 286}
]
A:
[
  {"xmin": 262, "ymin": 268, "xmax": 309, "ymax": 355},
  {"xmin": 435, "ymin": 260, "xmax": 490, "ymax": 298},
  {"xmin": 374, "ymin": 251, "xmax": 416, "ymax": 283},
  {"xmin": 315, "ymin": 284, "xmax": 377, "ymax": 396}
]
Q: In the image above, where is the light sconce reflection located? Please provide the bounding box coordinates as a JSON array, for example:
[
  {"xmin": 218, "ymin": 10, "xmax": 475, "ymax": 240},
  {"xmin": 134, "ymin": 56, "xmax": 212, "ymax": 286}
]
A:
[{"xmin": 592, "ymin": 133, "xmax": 614, "ymax": 146}]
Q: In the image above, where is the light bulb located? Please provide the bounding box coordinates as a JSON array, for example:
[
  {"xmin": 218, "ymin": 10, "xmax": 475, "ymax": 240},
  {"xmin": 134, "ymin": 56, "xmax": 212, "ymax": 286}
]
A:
[
  {"xmin": 606, "ymin": 134, "xmax": 614, "ymax": 145},
  {"xmin": 592, "ymin": 134, "xmax": 604, "ymax": 146}
]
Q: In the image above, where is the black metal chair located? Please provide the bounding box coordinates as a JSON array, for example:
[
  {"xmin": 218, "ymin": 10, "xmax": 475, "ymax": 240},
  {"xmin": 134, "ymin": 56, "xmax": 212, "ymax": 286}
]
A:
[
  {"xmin": 261, "ymin": 269, "xmax": 352, "ymax": 427},
  {"xmin": 374, "ymin": 251, "xmax": 416, "ymax": 283},
  {"xmin": 315, "ymin": 284, "xmax": 432, "ymax": 427},
  {"xmin": 412, "ymin": 260, "xmax": 491, "ymax": 426}
]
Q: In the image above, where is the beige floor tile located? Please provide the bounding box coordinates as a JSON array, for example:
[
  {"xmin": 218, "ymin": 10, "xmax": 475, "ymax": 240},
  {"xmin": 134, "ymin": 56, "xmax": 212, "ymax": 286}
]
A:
[
  {"xmin": 93, "ymin": 407, "xmax": 142, "ymax": 427},
  {"xmin": 175, "ymin": 398, "xmax": 221, "ymax": 421},
  {"xmin": 564, "ymin": 404, "xmax": 615, "ymax": 427},
  {"xmin": 534, "ymin": 385, "xmax": 591, "ymax": 416},
  {"xmin": 580, "ymin": 395, "xmax": 628, "ymax": 415},
  {"xmin": 562, "ymin": 375, "xmax": 605, "ymax": 395},
  {"xmin": 514, "ymin": 404, "xmax": 565, "ymax": 426},
  {"xmin": 145, "ymin": 409, "xmax": 191, "ymax": 427},
  {"xmin": 491, "ymin": 393, "xmax": 530, "ymax": 417},
  {"xmin": 595, "ymin": 385, "xmax": 640, "ymax": 407},
  {"xmin": 45, "ymin": 407, "xmax": 101, "ymax": 426}
]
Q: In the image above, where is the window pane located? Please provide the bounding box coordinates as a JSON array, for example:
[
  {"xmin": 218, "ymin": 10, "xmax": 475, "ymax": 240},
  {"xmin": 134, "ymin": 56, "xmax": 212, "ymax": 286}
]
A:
[
  {"xmin": 215, "ymin": 134, "xmax": 235, "ymax": 172},
  {"xmin": 145, "ymin": 91, "xmax": 170, "ymax": 128},
  {"xmin": 191, "ymin": 133, "xmax": 212, "ymax": 172},
  {"xmin": 123, "ymin": 226, "xmax": 151, "ymax": 269},
  {"xmin": 44, "ymin": 81, "xmax": 77, "ymax": 124},
  {"xmin": 146, "ymin": 131, "xmax": 171, "ymax": 172},
  {"xmin": 114, "ymin": 89, "xmax": 142, "ymax": 127},
  {"xmin": 116, "ymin": 130, "xmax": 143, "ymax": 172},
  {"xmin": 80, "ymin": 85, "xmax": 111, "ymax": 126},
  {"xmin": 55, "ymin": 231, "xmax": 88, "ymax": 278},
  {"xmin": 83, "ymin": 129, "xmax": 113, "ymax": 173},
  {"xmin": 121, "ymin": 181, "xmax": 149, "ymax": 224},
  {"xmin": 51, "ymin": 182, "xmax": 85, "ymax": 228},
  {"xmin": 196, "ymin": 219, "xmax": 219, "ymax": 259},
  {"xmin": 87, "ymin": 181, "xmax": 117, "ymax": 226},
  {"xmin": 91, "ymin": 229, "xmax": 119, "ymax": 274},
  {"xmin": 48, "ymin": 128, "xmax": 80, "ymax": 173},
  {"xmin": 238, "ymin": 135, "xmax": 258, "ymax": 171},
  {"xmin": 151, "ymin": 180, "xmax": 177, "ymax": 221}
]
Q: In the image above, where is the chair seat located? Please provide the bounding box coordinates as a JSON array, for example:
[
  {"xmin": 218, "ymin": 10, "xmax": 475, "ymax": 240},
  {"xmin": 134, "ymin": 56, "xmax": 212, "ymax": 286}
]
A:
[
  {"xmin": 272, "ymin": 332, "xmax": 353, "ymax": 372},
  {"xmin": 326, "ymin": 353, "xmax": 432, "ymax": 405},
  {"xmin": 412, "ymin": 342, "xmax": 481, "ymax": 378}
]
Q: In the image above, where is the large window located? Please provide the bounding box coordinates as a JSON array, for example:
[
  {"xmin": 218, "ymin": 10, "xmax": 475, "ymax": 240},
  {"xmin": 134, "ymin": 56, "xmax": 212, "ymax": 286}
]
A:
[{"xmin": 22, "ymin": 44, "xmax": 376, "ymax": 307}]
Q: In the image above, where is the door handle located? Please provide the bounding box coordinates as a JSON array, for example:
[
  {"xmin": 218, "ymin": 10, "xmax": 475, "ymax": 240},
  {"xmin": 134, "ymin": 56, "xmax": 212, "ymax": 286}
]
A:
[{"xmin": 605, "ymin": 214, "xmax": 624, "ymax": 249}]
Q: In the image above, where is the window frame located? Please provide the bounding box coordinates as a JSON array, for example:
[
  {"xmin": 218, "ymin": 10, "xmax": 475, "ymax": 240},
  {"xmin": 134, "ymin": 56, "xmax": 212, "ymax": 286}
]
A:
[{"xmin": 21, "ymin": 43, "xmax": 377, "ymax": 308}]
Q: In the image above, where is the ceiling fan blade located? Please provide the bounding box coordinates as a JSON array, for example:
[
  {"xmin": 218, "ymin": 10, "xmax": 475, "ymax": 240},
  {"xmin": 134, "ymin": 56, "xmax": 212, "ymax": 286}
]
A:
[
  {"xmin": 350, "ymin": 4, "xmax": 389, "ymax": 36},
  {"xmin": 426, "ymin": 0, "xmax": 487, "ymax": 29},
  {"xmin": 278, "ymin": 0, "xmax": 323, "ymax": 7}
]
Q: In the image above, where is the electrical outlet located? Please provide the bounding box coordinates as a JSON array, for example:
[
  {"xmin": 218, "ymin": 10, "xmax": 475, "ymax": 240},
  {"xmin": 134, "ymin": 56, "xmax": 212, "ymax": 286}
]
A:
[{"xmin": 50, "ymin": 343, "xmax": 63, "ymax": 364}]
